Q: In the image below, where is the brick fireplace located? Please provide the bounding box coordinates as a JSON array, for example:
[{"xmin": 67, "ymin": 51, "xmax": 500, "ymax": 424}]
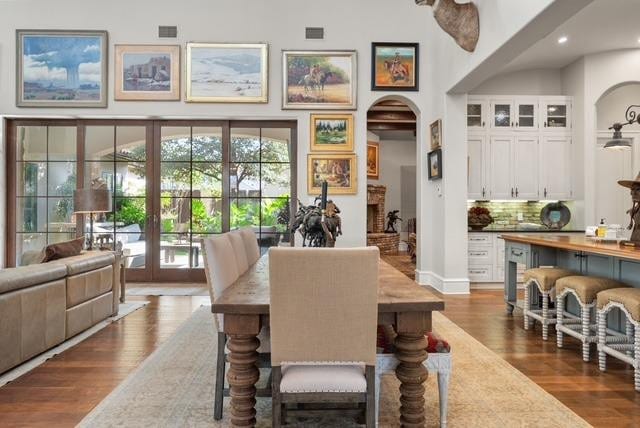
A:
[{"xmin": 367, "ymin": 185, "xmax": 399, "ymax": 254}]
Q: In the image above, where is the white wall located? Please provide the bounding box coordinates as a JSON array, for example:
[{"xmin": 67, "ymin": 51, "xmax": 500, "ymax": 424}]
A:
[
  {"xmin": 596, "ymin": 83, "xmax": 640, "ymax": 130},
  {"xmin": 0, "ymin": 0, "xmax": 436, "ymax": 261},
  {"xmin": 470, "ymin": 68, "xmax": 563, "ymax": 95}
]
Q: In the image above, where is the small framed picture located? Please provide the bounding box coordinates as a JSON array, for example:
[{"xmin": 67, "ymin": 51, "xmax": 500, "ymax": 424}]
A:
[
  {"xmin": 114, "ymin": 44, "xmax": 180, "ymax": 101},
  {"xmin": 308, "ymin": 153, "xmax": 357, "ymax": 195},
  {"xmin": 310, "ymin": 114, "xmax": 354, "ymax": 152},
  {"xmin": 430, "ymin": 119, "xmax": 442, "ymax": 150},
  {"xmin": 428, "ymin": 149, "xmax": 442, "ymax": 181},
  {"xmin": 367, "ymin": 142, "xmax": 379, "ymax": 179},
  {"xmin": 371, "ymin": 42, "xmax": 419, "ymax": 91}
]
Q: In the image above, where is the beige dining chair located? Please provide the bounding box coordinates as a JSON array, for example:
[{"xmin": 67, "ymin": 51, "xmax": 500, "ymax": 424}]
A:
[
  {"xmin": 201, "ymin": 235, "xmax": 271, "ymax": 421},
  {"xmin": 269, "ymin": 247, "xmax": 379, "ymax": 427},
  {"xmin": 237, "ymin": 227, "xmax": 261, "ymax": 265},
  {"xmin": 227, "ymin": 230, "xmax": 250, "ymax": 273}
]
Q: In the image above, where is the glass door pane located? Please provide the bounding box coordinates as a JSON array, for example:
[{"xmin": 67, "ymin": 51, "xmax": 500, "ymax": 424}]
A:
[
  {"xmin": 467, "ymin": 103, "xmax": 483, "ymax": 127},
  {"xmin": 546, "ymin": 104, "xmax": 567, "ymax": 128},
  {"xmin": 493, "ymin": 104, "xmax": 511, "ymax": 127}
]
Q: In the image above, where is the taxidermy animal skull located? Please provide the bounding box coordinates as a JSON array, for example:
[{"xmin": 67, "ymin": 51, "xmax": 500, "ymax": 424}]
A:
[{"xmin": 415, "ymin": 0, "xmax": 480, "ymax": 52}]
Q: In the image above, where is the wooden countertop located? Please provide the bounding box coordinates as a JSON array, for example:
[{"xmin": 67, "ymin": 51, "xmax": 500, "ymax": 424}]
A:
[
  {"xmin": 501, "ymin": 234, "xmax": 640, "ymax": 261},
  {"xmin": 212, "ymin": 255, "xmax": 445, "ymax": 315}
]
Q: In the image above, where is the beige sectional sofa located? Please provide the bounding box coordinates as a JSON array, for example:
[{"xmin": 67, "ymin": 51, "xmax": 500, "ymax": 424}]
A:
[{"xmin": 0, "ymin": 251, "xmax": 120, "ymax": 374}]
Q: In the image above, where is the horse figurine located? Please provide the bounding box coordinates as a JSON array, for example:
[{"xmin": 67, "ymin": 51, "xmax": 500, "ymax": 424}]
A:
[{"xmin": 291, "ymin": 198, "xmax": 342, "ymax": 247}]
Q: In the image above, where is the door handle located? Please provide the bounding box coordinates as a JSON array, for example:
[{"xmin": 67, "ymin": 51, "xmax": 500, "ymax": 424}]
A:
[
  {"xmin": 482, "ymin": 121, "xmax": 485, "ymax": 127},
  {"xmin": 511, "ymin": 188, "xmax": 514, "ymax": 197},
  {"xmin": 544, "ymin": 121, "xmax": 547, "ymax": 127},
  {"xmin": 544, "ymin": 188, "xmax": 548, "ymax": 198},
  {"xmin": 482, "ymin": 187, "xmax": 485, "ymax": 198},
  {"xmin": 511, "ymin": 250, "xmax": 523, "ymax": 257},
  {"xmin": 516, "ymin": 122, "xmax": 519, "ymax": 127},
  {"xmin": 515, "ymin": 187, "xmax": 519, "ymax": 197}
]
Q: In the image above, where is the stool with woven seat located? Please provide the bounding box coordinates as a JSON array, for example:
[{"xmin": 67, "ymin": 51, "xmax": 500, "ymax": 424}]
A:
[
  {"xmin": 556, "ymin": 276, "xmax": 629, "ymax": 361},
  {"xmin": 597, "ymin": 288, "xmax": 640, "ymax": 391},
  {"xmin": 523, "ymin": 267, "xmax": 575, "ymax": 340}
]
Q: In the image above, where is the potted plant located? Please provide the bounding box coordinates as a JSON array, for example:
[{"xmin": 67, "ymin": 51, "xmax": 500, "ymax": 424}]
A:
[{"xmin": 468, "ymin": 206, "xmax": 494, "ymax": 231}]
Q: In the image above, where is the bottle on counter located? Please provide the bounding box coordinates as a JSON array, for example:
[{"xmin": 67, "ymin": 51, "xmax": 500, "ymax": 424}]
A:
[{"xmin": 597, "ymin": 219, "xmax": 607, "ymax": 238}]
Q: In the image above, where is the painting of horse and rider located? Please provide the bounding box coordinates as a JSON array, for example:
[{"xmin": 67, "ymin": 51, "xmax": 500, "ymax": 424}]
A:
[
  {"xmin": 371, "ymin": 42, "xmax": 419, "ymax": 91},
  {"xmin": 283, "ymin": 50, "xmax": 357, "ymax": 109}
]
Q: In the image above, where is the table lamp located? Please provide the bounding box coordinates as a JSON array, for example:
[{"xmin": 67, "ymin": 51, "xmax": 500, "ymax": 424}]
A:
[{"xmin": 74, "ymin": 188, "xmax": 112, "ymax": 250}]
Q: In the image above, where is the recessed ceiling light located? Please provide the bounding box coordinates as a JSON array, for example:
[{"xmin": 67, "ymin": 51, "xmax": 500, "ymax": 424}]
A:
[{"xmin": 558, "ymin": 36, "xmax": 568, "ymax": 44}]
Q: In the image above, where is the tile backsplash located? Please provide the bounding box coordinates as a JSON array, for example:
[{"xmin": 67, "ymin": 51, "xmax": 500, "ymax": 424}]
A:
[{"xmin": 467, "ymin": 201, "xmax": 570, "ymax": 226}]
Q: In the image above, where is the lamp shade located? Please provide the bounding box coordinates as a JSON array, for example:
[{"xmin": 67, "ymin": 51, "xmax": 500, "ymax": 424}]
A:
[{"xmin": 73, "ymin": 189, "xmax": 112, "ymax": 213}]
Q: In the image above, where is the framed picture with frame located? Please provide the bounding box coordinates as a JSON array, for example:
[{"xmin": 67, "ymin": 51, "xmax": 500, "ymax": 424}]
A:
[
  {"xmin": 428, "ymin": 149, "xmax": 442, "ymax": 181},
  {"xmin": 367, "ymin": 142, "xmax": 379, "ymax": 179},
  {"xmin": 371, "ymin": 42, "xmax": 419, "ymax": 91},
  {"xmin": 308, "ymin": 153, "xmax": 357, "ymax": 195},
  {"xmin": 430, "ymin": 119, "xmax": 442, "ymax": 150},
  {"xmin": 16, "ymin": 29, "xmax": 108, "ymax": 107},
  {"xmin": 114, "ymin": 44, "xmax": 180, "ymax": 101},
  {"xmin": 310, "ymin": 113, "xmax": 354, "ymax": 152}
]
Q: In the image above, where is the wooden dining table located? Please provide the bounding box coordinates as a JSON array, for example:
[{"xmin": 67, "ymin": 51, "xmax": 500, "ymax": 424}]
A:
[{"xmin": 212, "ymin": 254, "xmax": 445, "ymax": 427}]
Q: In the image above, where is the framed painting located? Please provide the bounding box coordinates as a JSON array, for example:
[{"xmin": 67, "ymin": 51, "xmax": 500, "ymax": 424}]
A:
[
  {"xmin": 186, "ymin": 43, "xmax": 268, "ymax": 103},
  {"xmin": 428, "ymin": 148, "xmax": 443, "ymax": 180},
  {"xmin": 16, "ymin": 29, "xmax": 108, "ymax": 107},
  {"xmin": 114, "ymin": 44, "xmax": 180, "ymax": 101},
  {"xmin": 430, "ymin": 119, "xmax": 442, "ymax": 150},
  {"xmin": 371, "ymin": 42, "xmax": 419, "ymax": 91},
  {"xmin": 367, "ymin": 142, "xmax": 379, "ymax": 179},
  {"xmin": 310, "ymin": 114, "xmax": 354, "ymax": 152},
  {"xmin": 283, "ymin": 50, "xmax": 357, "ymax": 110},
  {"xmin": 308, "ymin": 153, "xmax": 357, "ymax": 195}
]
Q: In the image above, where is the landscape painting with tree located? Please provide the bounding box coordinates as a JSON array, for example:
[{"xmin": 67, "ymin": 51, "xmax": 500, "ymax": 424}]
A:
[
  {"xmin": 16, "ymin": 30, "xmax": 108, "ymax": 107},
  {"xmin": 371, "ymin": 42, "xmax": 418, "ymax": 91},
  {"xmin": 283, "ymin": 50, "xmax": 356, "ymax": 109},
  {"xmin": 186, "ymin": 43, "xmax": 268, "ymax": 103},
  {"xmin": 308, "ymin": 153, "xmax": 357, "ymax": 195},
  {"xmin": 310, "ymin": 114, "xmax": 354, "ymax": 152},
  {"xmin": 114, "ymin": 44, "xmax": 180, "ymax": 100}
]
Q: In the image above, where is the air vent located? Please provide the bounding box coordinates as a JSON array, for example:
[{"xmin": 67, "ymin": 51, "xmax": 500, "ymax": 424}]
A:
[
  {"xmin": 158, "ymin": 26, "xmax": 177, "ymax": 38},
  {"xmin": 305, "ymin": 27, "xmax": 324, "ymax": 40}
]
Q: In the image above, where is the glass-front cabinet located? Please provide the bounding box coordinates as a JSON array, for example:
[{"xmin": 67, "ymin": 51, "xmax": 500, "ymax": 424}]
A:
[
  {"xmin": 541, "ymin": 99, "xmax": 571, "ymax": 130},
  {"xmin": 489, "ymin": 99, "xmax": 513, "ymax": 130},
  {"xmin": 515, "ymin": 99, "xmax": 538, "ymax": 130},
  {"xmin": 467, "ymin": 98, "xmax": 487, "ymax": 130}
]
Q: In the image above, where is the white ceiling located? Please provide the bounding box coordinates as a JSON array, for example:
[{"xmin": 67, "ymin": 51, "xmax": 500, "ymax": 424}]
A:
[{"xmin": 501, "ymin": 0, "xmax": 640, "ymax": 73}]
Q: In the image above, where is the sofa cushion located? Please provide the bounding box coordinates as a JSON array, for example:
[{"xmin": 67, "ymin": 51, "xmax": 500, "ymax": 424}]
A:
[
  {"xmin": 42, "ymin": 236, "xmax": 85, "ymax": 262},
  {"xmin": 66, "ymin": 264, "xmax": 114, "ymax": 308},
  {"xmin": 0, "ymin": 263, "xmax": 67, "ymax": 295},
  {"xmin": 50, "ymin": 251, "xmax": 115, "ymax": 276}
]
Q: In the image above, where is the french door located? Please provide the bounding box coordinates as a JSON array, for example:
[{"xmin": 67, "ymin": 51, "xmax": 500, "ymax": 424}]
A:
[{"xmin": 7, "ymin": 119, "xmax": 297, "ymax": 282}]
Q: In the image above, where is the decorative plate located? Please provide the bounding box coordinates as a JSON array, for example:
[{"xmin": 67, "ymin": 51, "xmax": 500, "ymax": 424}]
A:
[{"xmin": 540, "ymin": 202, "xmax": 571, "ymax": 229}]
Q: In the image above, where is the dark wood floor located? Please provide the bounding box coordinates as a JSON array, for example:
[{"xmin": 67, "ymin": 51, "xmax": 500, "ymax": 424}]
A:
[{"xmin": 0, "ymin": 257, "xmax": 639, "ymax": 427}]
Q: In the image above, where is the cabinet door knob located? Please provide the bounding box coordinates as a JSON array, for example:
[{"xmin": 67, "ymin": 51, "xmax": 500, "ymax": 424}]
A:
[
  {"xmin": 544, "ymin": 121, "xmax": 547, "ymax": 127},
  {"xmin": 516, "ymin": 122, "xmax": 519, "ymax": 127},
  {"xmin": 482, "ymin": 121, "xmax": 485, "ymax": 127},
  {"xmin": 482, "ymin": 187, "xmax": 485, "ymax": 198},
  {"xmin": 544, "ymin": 188, "xmax": 548, "ymax": 198},
  {"xmin": 511, "ymin": 188, "xmax": 514, "ymax": 197},
  {"xmin": 515, "ymin": 188, "xmax": 519, "ymax": 197}
]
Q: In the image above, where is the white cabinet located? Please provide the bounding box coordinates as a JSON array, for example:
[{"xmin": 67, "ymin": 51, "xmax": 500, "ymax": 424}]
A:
[
  {"xmin": 488, "ymin": 136, "xmax": 513, "ymax": 199},
  {"xmin": 512, "ymin": 136, "xmax": 539, "ymax": 199},
  {"xmin": 467, "ymin": 98, "xmax": 488, "ymax": 130},
  {"xmin": 541, "ymin": 98, "xmax": 571, "ymax": 131},
  {"xmin": 515, "ymin": 99, "xmax": 538, "ymax": 130},
  {"xmin": 489, "ymin": 99, "xmax": 514, "ymax": 130},
  {"xmin": 467, "ymin": 95, "xmax": 573, "ymax": 200},
  {"xmin": 539, "ymin": 136, "xmax": 572, "ymax": 199},
  {"xmin": 468, "ymin": 134, "xmax": 487, "ymax": 199}
]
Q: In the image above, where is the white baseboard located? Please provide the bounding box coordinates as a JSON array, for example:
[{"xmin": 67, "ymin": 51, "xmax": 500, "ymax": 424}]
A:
[
  {"xmin": 470, "ymin": 282, "xmax": 525, "ymax": 290},
  {"xmin": 416, "ymin": 270, "xmax": 470, "ymax": 294}
]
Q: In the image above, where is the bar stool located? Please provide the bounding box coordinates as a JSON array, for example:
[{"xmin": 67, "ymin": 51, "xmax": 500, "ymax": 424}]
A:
[
  {"xmin": 597, "ymin": 288, "xmax": 640, "ymax": 391},
  {"xmin": 523, "ymin": 268, "xmax": 575, "ymax": 340},
  {"xmin": 556, "ymin": 276, "xmax": 629, "ymax": 361}
]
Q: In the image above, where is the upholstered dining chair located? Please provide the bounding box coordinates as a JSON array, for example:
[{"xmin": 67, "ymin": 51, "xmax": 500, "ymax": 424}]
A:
[
  {"xmin": 227, "ymin": 230, "xmax": 250, "ymax": 274},
  {"xmin": 237, "ymin": 227, "xmax": 261, "ymax": 265},
  {"xmin": 269, "ymin": 247, "xmax": 379, "ymax": 427},
  {"xmin": 201, "ymin": 235, "xmax": 271, "ymax": 420}
]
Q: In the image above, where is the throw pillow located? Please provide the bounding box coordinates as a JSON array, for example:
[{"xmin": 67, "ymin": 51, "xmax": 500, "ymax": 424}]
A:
[{"xmin": 42, "ymin": 236, "xmax": 85, "ymax": 262}]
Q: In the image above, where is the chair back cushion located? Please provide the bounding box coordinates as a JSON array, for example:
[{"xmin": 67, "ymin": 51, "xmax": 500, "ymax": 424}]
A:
[
  {"xmin": 202, "ymin": 235, "xmax": 240, "ymax": 327},
  {"xmin": 238, "ymin": 228, "xmax": 261, "ymax": 265},
  {"xmin": 269, "ymin": 247, "xmax": 379, "ymax": 366},
  {"xmin": 227, "ymin": 231, "xmax": 250, "ymax": 274}
]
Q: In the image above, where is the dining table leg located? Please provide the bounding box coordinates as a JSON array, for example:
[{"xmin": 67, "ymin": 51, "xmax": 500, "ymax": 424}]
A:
[
  {"xmin": 224, "ymin": 314, "xmax": 261, "ymax": 427},
  {"xmin": 394, "ymin": 311, "xmax": 430, "ymax": 427}
]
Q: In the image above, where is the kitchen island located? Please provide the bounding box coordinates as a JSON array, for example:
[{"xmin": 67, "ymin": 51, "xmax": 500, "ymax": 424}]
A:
[{"xmin": 502, "ymin": 234, "xmax": 640, "ymax": 314}]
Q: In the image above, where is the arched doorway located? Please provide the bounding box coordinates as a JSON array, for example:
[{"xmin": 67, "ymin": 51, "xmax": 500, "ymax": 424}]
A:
[{"xmin": 366, "ymin": 97, "xmax": 419, "ymax": 277}]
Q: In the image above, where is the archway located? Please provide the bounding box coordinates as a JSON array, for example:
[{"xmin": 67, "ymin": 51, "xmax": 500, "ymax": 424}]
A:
[{"xmin": 366, "ymin": 95, "xmax": 421, "ymax": 276}]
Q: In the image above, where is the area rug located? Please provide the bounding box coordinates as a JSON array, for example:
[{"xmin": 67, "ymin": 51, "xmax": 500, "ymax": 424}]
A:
[
  {"xmin": 79, "ymin": 306, "xmax": 590, "ymax": 428},
  {"xmin": 0, "ymin": 301, "xmax": 149, "ymax": 387},
  {"xmin": 127, "ymin": 284, "xmax": 209, "ymax": 297}
]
